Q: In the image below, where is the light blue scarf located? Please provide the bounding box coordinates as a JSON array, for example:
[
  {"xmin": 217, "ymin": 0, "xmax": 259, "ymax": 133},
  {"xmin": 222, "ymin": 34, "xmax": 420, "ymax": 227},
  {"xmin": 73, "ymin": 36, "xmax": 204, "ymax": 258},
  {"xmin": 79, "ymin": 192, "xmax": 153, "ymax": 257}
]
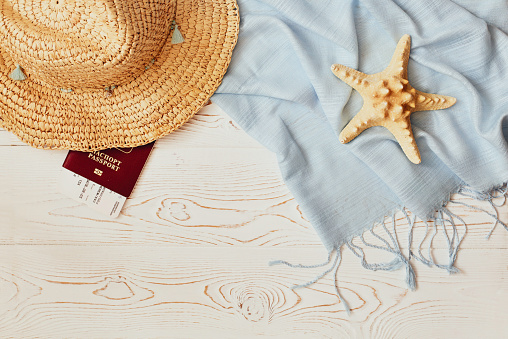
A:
[{"xmin": 212, "ymin": 0, "xmax": 508, "ymax": 309}]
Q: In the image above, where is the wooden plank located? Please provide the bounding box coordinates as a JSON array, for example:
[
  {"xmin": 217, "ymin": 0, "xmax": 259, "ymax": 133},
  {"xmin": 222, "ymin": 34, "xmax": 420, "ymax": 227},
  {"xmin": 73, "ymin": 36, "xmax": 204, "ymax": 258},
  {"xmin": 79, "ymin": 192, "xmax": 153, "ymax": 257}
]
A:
[
  {"xmin": 0, "ymin": 145, "xmax": 506, "ymax": 250},
  {"xmin": 0, "ymin": 246, "xmax": 505, "ymax": 338},
  {"xmin": 0, "ymin": 145, "xmax": 319, "ymax": 247},
  {"xmin": 1, "ymin": 103, "xmax": 507, "ymax": 337},
  {"xmin": 0, "ymin": 141, "xmax": 507, "ymax": 249}
]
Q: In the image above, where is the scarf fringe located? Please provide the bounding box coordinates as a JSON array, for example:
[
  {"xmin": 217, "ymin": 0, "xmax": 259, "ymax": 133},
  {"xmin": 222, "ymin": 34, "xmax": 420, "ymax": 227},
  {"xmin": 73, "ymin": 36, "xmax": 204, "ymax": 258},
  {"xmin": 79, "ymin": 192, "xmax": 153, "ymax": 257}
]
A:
[
  {"xmin": 269, "ymin": 183, "xmax": 508, "ymax": 315},
  {"xmin": 270, "ymin": 248, "xmax": 351, "ymax": 315}
]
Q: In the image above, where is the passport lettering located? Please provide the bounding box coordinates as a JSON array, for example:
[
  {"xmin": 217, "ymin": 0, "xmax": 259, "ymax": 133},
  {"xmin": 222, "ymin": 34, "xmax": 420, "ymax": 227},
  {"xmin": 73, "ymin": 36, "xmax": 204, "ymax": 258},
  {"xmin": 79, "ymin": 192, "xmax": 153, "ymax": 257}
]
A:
[{"xmin": 88, "ymin": 151, "xmax": 122, "ymax": 171}]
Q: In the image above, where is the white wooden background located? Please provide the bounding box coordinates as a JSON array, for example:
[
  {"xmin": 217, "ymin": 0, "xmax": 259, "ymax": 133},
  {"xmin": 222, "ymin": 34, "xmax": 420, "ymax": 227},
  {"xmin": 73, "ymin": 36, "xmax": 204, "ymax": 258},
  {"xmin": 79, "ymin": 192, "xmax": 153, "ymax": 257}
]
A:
[{"xmin": 0, "ymin": 103, "xmax": 507, "ymax": 338}]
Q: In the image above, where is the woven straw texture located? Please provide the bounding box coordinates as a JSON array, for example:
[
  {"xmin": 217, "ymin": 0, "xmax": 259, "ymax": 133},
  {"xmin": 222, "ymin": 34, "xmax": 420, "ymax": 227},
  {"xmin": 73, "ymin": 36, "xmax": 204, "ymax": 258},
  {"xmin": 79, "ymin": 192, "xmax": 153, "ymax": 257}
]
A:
[{"xmin": 0, "ymin": 0, "xmax": 239, "ymax": 150}]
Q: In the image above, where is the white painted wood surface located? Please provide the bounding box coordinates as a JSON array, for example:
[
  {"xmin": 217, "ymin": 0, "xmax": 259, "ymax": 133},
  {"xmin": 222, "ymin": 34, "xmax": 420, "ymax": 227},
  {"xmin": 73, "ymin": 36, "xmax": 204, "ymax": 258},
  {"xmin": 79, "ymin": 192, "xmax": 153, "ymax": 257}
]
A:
[{"xmin": 0, "ymin": 104, "xmax": 507, "ymax": 338}]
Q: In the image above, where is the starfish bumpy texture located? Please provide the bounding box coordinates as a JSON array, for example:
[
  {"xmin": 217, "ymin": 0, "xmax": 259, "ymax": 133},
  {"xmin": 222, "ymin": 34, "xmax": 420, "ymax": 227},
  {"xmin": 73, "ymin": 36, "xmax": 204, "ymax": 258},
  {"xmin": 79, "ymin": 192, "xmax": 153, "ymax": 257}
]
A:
[{"xmin": 331, "ymin": 34, "xmax": 456, "ymax": 164}]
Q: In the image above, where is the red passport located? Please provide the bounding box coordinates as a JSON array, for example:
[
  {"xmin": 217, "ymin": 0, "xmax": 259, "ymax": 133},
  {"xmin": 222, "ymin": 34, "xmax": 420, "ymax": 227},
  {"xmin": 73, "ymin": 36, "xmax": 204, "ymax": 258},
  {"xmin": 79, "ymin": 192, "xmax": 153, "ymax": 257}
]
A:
[{"xmin": 62, "ymin": 142, "xmax": 155, "ymax": 198}]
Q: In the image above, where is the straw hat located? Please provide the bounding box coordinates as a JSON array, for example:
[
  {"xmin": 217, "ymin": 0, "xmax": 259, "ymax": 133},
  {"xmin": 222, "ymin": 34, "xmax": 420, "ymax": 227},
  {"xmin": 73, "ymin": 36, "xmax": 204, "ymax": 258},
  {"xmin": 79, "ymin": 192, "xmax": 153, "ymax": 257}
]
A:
[{"xmin": 0, "ymin": 0, "xmax": 239, "ymax": 150}]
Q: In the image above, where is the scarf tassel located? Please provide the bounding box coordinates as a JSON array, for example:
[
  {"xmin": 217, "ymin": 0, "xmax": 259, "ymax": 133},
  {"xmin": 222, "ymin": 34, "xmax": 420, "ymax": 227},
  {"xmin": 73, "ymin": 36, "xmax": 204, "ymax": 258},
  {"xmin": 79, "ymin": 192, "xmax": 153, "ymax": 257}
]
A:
[{"xmin": 270, "ymin": 249, "xmax": 351, "ymax": 315}]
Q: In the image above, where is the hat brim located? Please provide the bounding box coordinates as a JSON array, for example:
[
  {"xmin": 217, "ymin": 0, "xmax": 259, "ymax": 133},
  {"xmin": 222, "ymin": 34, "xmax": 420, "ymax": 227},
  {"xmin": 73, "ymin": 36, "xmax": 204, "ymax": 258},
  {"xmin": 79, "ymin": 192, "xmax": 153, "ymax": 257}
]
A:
[{"xmin": 0, "ymin": 0, "xmax": 239, "ymax": 150}]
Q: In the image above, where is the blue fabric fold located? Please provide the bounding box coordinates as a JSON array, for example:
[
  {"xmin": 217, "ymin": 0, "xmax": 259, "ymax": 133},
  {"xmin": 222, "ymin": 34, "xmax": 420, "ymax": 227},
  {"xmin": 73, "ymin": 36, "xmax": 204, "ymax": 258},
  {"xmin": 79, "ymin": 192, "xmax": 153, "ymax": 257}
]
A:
[{"xmin": 212, "ymin": 0, "xmax": 508, "ymax": 251}]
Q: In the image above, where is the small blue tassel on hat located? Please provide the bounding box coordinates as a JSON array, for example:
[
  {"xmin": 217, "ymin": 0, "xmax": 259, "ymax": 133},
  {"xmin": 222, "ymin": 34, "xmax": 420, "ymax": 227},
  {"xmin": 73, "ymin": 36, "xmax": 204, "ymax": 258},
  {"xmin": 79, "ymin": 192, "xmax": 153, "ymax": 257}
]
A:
[
  {"xmin": 171, "ymin": 20, "xmax": 185, "ymax": 44},
  {"xmin": 9, "ymin": 64, "xmax": 27, "ymax": 81}
]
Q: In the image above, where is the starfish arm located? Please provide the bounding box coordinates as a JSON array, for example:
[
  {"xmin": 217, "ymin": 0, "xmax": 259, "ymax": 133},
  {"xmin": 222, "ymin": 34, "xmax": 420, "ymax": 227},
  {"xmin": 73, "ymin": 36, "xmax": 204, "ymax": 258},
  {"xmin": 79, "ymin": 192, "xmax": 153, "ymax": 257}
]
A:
[
  {"xmin": 339, "ymin": 106, "xmax": 376, "ymax": 143},
  {"xmin": 381, "ymin": 34, "xmax": 411, "ymax": 79},
  {"xmin": 331, "ymin": 63, "xmax": 369, "ymax": 91},
  {"xmin": 385, "ymin": 119, "xmax": 421, "ymax": 164},
  {"xmin": 414, "ymin": 89, "xmax": 456, "ymax": 111}
]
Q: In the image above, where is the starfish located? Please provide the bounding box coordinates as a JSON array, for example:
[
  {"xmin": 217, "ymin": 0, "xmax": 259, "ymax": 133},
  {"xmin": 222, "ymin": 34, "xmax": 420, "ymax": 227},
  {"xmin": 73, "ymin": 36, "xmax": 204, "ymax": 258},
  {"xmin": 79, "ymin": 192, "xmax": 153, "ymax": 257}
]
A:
[{"xmin": 331, "ymin": 34, "xmax": 456, "ymax": 164}]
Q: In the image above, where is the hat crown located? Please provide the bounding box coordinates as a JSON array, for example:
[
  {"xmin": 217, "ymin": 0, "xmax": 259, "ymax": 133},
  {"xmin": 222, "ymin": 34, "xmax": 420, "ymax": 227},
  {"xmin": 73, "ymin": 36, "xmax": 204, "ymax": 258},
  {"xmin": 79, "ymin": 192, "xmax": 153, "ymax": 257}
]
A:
[{"xmin": 0, "ymin": 0, "xmax": 176, "ymax": 89}]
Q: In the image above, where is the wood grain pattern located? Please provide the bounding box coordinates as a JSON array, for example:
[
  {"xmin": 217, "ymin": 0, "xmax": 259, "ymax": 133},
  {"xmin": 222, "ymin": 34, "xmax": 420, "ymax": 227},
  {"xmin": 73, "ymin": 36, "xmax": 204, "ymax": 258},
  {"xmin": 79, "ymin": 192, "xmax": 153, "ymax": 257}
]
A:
[
  {"xmin": 1, "ymin": 104, "xmax": 507, "ymax": 338},
  {"xmin": 0, "ymin": 247, "xmax": 506, "ymax": 338}
]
